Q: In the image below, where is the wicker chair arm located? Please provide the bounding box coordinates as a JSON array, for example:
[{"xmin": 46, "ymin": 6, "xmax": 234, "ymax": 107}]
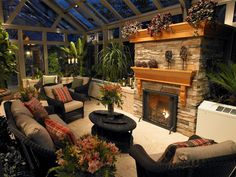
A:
[{"xmin": 69, "ymin": 91, "xmax": 87, "ymax": 102}]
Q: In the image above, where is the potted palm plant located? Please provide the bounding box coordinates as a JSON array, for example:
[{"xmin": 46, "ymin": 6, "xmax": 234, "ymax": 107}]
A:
[
  {"xmin": 61, "ymin": 37, "xmax": 87, "ymax": 76},
  {"xmin": 0, "ymin": 23, "xmax": 18, "ymax": 88},
  {"xmin": 95, "ymin": 42, "xmax": 131, "ymax": 82}
]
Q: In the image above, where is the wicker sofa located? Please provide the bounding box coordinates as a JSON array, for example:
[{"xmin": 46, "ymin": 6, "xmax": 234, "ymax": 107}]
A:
[
  {"xmin": 129, "ymin": 136, "xmax": 236, "ymax": 177},
  {"xmin": 4, "ymin": 100, "xmax": 77, "ymax": 177}
]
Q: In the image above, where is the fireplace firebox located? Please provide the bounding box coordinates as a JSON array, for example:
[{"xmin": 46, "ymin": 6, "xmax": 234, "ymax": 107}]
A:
[{"xmin": 143, "ymin": 89, "xmax": 178, "ymax": 132}]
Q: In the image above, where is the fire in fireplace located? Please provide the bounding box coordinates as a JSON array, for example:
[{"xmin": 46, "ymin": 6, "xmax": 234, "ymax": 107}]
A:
[{"xmin": 143, "ymin": 89, "xmax": 178, "ymax": 132}]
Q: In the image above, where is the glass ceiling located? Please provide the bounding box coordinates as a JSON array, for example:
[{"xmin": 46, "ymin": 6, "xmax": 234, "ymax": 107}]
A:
[{"xmin": 2, "ymin": 0, "xmax": 184, "ymax": 31}]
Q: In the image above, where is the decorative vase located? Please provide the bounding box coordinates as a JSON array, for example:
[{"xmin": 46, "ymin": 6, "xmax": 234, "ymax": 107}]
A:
[{"xmin": 108, "ymin": 103, "xmax": 114, "ymax": 116}]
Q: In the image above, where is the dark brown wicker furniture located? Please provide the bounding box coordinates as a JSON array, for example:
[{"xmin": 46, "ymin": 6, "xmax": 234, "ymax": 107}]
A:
[{"xmin": 89, "ymin": 110, "xmax": 137, "ymax": 152}]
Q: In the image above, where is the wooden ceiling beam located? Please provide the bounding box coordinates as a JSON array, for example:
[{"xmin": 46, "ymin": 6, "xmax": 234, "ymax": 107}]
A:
[
  {"xmin": 100, "ymin": 0, "xmax": 123, "ymax": 20},
  {"xmin": 123, "ymin": 0, "xmax": 141, "ymax": 15},
  {"xmin": 152, "ymin": 0, "xmax": 163, "ymax": 9},
  {"xmin": 6, "ymin": 0, "xmax": 27, "ymax": 24}
]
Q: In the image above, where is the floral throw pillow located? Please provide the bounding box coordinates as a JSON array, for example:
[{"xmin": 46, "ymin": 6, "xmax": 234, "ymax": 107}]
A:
[
  {"xmin": 44, "ymin": 119, "xmax": 76, "ymax": 146},
  {"xmin": 53, "ymin": 87, "xmax": 73, "ymax": 103},
  {"xmin": 24, "ymin": 97, "xmax": 49, "ymax": 124}
]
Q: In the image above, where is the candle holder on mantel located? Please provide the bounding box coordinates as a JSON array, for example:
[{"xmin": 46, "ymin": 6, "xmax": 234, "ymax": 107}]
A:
[
  {"xmin": 180, "ymin": 46, "xmax": 188, "ymax": 70},
  {"xmin": 165, "ymin": 50, "xmax": 173, "ymax": 69}
]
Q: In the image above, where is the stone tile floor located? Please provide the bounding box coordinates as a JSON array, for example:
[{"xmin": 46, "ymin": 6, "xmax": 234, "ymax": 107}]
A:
[{"xmin": 0, "ymin": 99, "xmax": 187, "ymax": 177}]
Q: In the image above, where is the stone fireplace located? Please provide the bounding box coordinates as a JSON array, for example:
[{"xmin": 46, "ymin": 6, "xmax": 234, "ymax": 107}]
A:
[
  {"xmin": 143, "ymin": 89, "xmax": 178, "ymax": 132},
  {"xmin": 130, "ymin": 22, "xmax": 233, "ymax": 136}
]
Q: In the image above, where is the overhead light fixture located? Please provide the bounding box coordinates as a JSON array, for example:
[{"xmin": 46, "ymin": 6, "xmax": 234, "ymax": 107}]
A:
[{"xmin": 75, "ymin": 4, "xmax": 78, "ymax": 8}]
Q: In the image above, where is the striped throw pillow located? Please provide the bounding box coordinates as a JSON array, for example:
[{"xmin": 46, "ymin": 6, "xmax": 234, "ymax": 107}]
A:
[
  {"xmin": 45, "ymin": 119, "xmax": 76, "ymax": 145},
  {"xmin": 52, "ymin": 86, "xmax": 73, "ymax": 103}
]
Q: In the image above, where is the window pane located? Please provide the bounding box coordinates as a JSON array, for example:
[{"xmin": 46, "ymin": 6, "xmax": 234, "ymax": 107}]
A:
[
  {"xmin": 98, "ymin": 32, "xmax": 103, "ymax": 41},
  {"xmin": 130, "ymin": 0, "xmax": 157, "ymax": 13},
  {"xmin": 54, "ymin": 0, "xmax": 70, "ymax": 10},
  {"xmin": 23, "ymin": 31, "xmax": 42, "ymax": 41},
  {"xmin": 24, "ymin": 44, "xmax": 44, "ymax": 77},
  {"xmin": 68, "ymin": 34, "xmax": 82, "ymax": 42},
  {"xmin": 86, "ymin": 0, "xmax": 118, "ymax": 22},
  {"xmin": 172, "ymin": 14, "xmax": 183, "ymax": 24},
  {"xmin": 69, "ymin": 8, "xmax": 95, "ymax": 29},
  {"xmin": 48, "ymin": 45, "xmax": 66, "ymax": 75},
  {"xmin": 12, "ymin": 0, "xmax": 57, "ymax": 27},
  {"xmin": 58, "ymin": 19, "xmax": 77, "ymax": 31},
  {"xmin": 216, "ymin": 4, "xmax": 226, "ymax": 23},
  {"xmin": 159, "ymin": 0, "xmax": 179, "ymax": 7},
  {"xmin": 2, "ymin": 0, "xmax": 20, "ymax": 22},
  {"xmin": 107, "ymin": 0, "xmax": 135, "ymax": 18},
  {"xmin": 109, "ymin": 28, "xmax": 119, "ymax": 39},
  {"xmin": 47, "ymin": 32, "xmax": 64, "ymax": 41},
  {"xmin": 6, "ymin": 29, "xmax": 18, "ymax": 40}
]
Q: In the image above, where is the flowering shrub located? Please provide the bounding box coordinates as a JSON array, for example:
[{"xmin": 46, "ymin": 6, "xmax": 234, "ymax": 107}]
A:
[
  {"xmin": 148, "ymin": 13, "xmax": 172, "ymax": 36},
  {"xmin": 100, "ymin": 83, "xmax": 123, "ymax": 109},
  {"xmin": 186, "ymin": 0, "xmax": 217, "ymax": 28},
  {"xmin": 49, "ymin": 135, "xmax": 119, "ymax": 177},
  {"xmin": 121, "ymin": 21, "xmax": 142, "ymax": 39}
]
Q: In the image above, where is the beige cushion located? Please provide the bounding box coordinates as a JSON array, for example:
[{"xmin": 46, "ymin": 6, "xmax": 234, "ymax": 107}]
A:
[
  {"xmin": 75, "ymin": 76, "xmax": 89, "ymax": 85},
  {"xmin": 44, "ymin": 84, "xmax": 63, "ymax": 99},
  {"xmin": 173, "ymin": 140, "xmax": 236, "ymax": 163},
  {"xmin": 11, "ymin": 100, "xmax": 33, "ymax": 118},
  {"xmin": 42, "ymin": 75, "xmax": 58, "ymax": 85},
  {"xmin": 64, "ymin": 100, "xmax": 83, "ymax": 113},
  {"xmin": 15, "ymin": 114, "xmax": 55, "ymax": 151}
]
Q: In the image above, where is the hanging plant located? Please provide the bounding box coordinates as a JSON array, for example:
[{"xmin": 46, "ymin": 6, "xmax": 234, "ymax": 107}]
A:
[
  {"xmin": 148, "ymin": 13, "xmax": 172, "ymax": 36},
  {"xmin": 186, "ymin": 0, "xmax": 217, "ymax": 29},
  {"xmin": 121, "ymin": 21, "xmax": 142, "ymax": 39}
]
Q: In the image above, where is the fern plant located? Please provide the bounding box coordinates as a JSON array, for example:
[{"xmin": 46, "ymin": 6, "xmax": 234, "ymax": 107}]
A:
[
  {"xmin": 95, "ymin": 42, "xmax": 131, "ymax": 82},
  {"xmin": 208, "ymin": 63, "xmax": 236, "ymax": 104}
]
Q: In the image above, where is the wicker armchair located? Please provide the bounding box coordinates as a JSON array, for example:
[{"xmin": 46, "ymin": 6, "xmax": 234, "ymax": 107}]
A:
[{"xmin": 129, "ymin": 140, "xmax": 236, "ymax": 177}]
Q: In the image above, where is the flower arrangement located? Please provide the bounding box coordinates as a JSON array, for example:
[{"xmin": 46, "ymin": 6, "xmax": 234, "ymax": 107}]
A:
[
  {"xmin": 186, "ymin": 0, "xmax": 217, "ymax": 28},
  {"xmin": 48, "ymin": 135, "xmax": 119, "ymax": 177},
  {"xmin": 19, "ymin": 86, "xmax": 38, "ymax": 102},
  {"xmin": 121, "ymin": 21, "xmax": 142, "ymax": 39},
  {"xmin": 100, "ymin": 83, "xmax": 123, "ymax": 109},
  {"xmin": 148, "ymin": 13, "xmax": 172, "ymax": 36}
]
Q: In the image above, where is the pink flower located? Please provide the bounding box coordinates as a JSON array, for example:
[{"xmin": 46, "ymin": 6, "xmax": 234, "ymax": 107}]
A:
[{"xmin": 88, "ymin": 160, "xmax": 102, "ymax": 174}]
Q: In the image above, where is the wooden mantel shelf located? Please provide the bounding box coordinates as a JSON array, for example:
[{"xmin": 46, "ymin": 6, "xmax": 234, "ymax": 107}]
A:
[
  {"xmin": 129, "ymin": 22, "xmax": 233, "ymax": 43},
  {"xmin": 131, "ymin": 67, "xmax": 196, "ymax": 106}
]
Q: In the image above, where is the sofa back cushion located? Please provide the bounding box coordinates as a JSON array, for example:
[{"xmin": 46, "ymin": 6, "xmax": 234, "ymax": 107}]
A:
[
  {"xmin": 71, "ymin": 78, "xmax": 83, "ymax": 89},
  {"xmin": 14, "ymin": 113, "xmax": 55, "ymax": 151},
  {"xmin": 52, "ymin": 87, "xmax": 73, "ymax": 103},
  {"xmin": 74, "ymin": 76, "xmax": 90, "ymax": 85},
  {"xmin": 44, "ymin": 84, "xmax": 63, "ymax": 99},
  {"xmin": 173, "ymin": 140, "xmax": 236, "ymax": 163},
  {"xmin": 11, "ymin": 100, "xmax": 33, "ymax": 118},
  {"xmin": 42, "ymin": 75, "xmax": 58, "ymax": 85}
]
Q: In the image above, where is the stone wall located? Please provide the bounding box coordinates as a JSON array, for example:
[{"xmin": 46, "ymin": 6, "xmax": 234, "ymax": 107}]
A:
[{"xmin": 134, "ymin": 37, "xmax": 226, "ymax": 136}]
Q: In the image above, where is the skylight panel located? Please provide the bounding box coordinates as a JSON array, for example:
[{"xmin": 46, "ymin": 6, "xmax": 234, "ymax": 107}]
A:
[
  {"xmin": 86, "ymin": 0, "xmax": 118, "ymax": 22},
  {"xmin": 159, "ymin": 0, "xmax": 179, "ymax": 8},
  {"xmin": 130, "ymin": 0, "xmax": 157, "ymax": 13},
  {"xmin": 69, "ymin": 8, "xmax": 95, "ymax": 29},
  {"xmin": 58, "ymin": 19, "xmax": 77, "ymax": 31},
  {"xmin": 107, "ymin": 0, "xmax": 135, "ymax": 18},
  {"xmin": 2, "ymin": 0, "xmax": 20, "ymax": 22},
  {"xmin": 54, "ymin": 0, "xmax": 70, "ymax": 10}
]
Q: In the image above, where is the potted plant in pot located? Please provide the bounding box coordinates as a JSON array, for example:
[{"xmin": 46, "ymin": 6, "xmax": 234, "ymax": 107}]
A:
[
  {"xmin": 94, "ymin": 42, "xmax": 132, "ymax": 82},
  {"xmin": 0, "ymin": 23, "xmax": 18, "ymax": 88},
  {"xmin": 61, "ymin": 36, "xmax": 87, "ymax": 76}
]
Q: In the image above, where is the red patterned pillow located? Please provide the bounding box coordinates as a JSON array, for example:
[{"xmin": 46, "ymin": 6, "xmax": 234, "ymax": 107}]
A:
[
  {"xmin": 24, "ymin": 97, "xmax": 49, "ymax": 123},
  {"xmin": 52, "ymin": 87, "xmax": 73, "ymax": 103},
  {"xmin": 44, "ymin": 119, "xmax": 76, "ymax": 145}
]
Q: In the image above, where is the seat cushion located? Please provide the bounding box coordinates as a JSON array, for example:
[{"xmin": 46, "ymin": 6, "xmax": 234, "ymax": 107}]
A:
[
  {"xmin": 44, "ymin": 84, "xmax": 63, "ymax": 99},
  {"xmin": 15, "ymin": 114, "xmax": 55, "ymax": 151},
  {"xmin": 42, "ymin": 75, "xmax": 58, "ymax": 85},
  {"xmin": 158, "ymin": 138, "xmax": 215, "ymax": 163},
  {"xmin": 64, "ymin": 100, "xmax": 83, "ymax": 113},
  {"xmin": 45, "ymin": 119, "xmax": 76, "ymax": 146},
  {"xmin": 173, "ymin": 140, "xmax": 236, "ymax": 163},
  {"xmin": 52, "ymin": 87, "xmax": 73, "ymax": 103},
  {"xmin": 71, "ymin": 78, "xmax": 83, "ymax": 89},
  {"xmin": 24, "ymin": 97, "xmax": 49, "ymax": 124},
  {"xmin": 11, "ymin": 100, "xmax": 33, "ymax": 118}
]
